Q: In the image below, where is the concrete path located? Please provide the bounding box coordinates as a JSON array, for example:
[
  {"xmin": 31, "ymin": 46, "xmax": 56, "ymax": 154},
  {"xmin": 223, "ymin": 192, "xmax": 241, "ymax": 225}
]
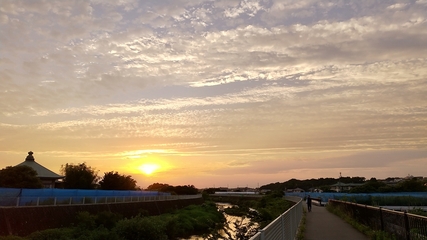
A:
[{"xmin": 304, "ymin": 204, "xmax": 369, "ymax": 240}]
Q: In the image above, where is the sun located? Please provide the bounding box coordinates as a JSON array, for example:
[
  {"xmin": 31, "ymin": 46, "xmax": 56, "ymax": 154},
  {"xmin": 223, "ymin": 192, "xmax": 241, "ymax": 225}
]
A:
[{"xmin": 138, "ymin": 163, "xmax": 160, "ymax": 175}]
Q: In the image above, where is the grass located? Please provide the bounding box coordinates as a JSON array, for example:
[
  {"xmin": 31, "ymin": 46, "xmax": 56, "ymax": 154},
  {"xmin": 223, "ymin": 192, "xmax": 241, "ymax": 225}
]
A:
[
  {"xmin": 296, "ymin": 208, "xmax": 307, "ymax": 240},
  {"xmin": 326, "ymin": 204, "xmax": 397, "ymax": 240}
]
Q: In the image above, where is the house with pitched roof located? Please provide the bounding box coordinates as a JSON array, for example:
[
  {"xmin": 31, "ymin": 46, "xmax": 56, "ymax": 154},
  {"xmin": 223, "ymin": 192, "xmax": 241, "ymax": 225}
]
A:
[{"xmin": 15, "ymin": 151, "xmax": 64, "ymax": 188}]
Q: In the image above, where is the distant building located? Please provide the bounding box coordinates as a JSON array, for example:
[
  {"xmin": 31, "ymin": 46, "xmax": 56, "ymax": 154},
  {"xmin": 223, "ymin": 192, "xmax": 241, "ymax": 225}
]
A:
[
  {"xmin": 330, "ymin": 182, "xmax": 363, "ymax": 192},
  {"xmin": 15, "ymin": 151, "xmax": 64, "ymax": 188},
  {"xmin": 381, "ymin": 178, "xmax": 403, "ymax": 186},
  {"xmin": 286, "ymin": 188, "xmax": 305, "ymax": 193},
  {"xmin": 308, "ymin": 188, "xmax": 323, "ymax": 193}
]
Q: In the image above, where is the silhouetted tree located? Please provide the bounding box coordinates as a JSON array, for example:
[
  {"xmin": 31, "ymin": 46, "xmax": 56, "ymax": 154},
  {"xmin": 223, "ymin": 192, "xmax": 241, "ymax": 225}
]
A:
[
  {"xmin": 146, "ymin": 183, "xmax": 198, "ymax": 195},
  {"xmin": 169, "ymin": 185, "xmax": 199, "ymax": 195},
  {"xmin": 350, "ymin": 178, "xmax": 388, "ymax": 193},
  {"xmin": 146, "ymin": 183, "xmax": 171, "ymax": 191},
  {"xmin": 395, "ymin": 178, "xmax": 427, "ymax": 192},
  {"xmin": 260, "ymin": 176, "xmax": 367, "ymax": 191},
  {"xmin": 203, "ymin": 188, "xmax": 221, "ymax": 194},
  {"xmin": 99, "ymin": 171, "xmax": 137, "ymax": 190},
  {"xmin": 61, "ymin": 163, "xmax": 99, "ymax": 189},
  {"xmin": 0, "ymin": 165, "xmax": 43, "ymax": 188}
]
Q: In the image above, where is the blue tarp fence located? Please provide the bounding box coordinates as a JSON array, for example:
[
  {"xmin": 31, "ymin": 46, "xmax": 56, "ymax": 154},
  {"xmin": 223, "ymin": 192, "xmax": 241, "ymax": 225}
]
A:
[
  {"xmin": 0, "ymin": 188, "xmax": 170, "ymax": 206},
  {"xmin": 285, "ymin": 192, "xmax": 427, "ymax": 205}
]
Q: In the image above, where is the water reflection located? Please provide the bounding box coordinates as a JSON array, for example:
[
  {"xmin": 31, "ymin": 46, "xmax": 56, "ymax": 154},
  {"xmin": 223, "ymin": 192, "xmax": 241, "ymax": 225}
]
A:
[{"xmin": 184, "ymin": 203, "xmax": 259, "ymax": 240}]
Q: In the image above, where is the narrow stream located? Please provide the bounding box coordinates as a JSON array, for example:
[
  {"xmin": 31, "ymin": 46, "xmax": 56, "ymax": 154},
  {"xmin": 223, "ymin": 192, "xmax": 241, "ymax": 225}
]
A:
[{"xmin": 184, "ymin": 203, "xmax": 260, "ymax": 240}]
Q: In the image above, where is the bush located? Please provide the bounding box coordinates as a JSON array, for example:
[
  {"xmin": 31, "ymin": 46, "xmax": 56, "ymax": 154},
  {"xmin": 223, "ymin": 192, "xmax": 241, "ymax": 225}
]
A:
[
  {"xmin": 73, "ymin": 227, "xmax": 120, "ymax": 240},
  {"xmin": 28, "ymin": 228, "xmax": 74, "ymax": 240},
  {"xmin": 75, "ymin": 211, "xmax": 97, "ymax": 230},
  {"xmin": 95, "ymin": 211, "xmax": 122, "ymax": 229},
  {"xmin": 113, "ymin": 216, "xmax": 168, "ymax": 240},
  {"xmin": 0, "ymin": 236, "xmax": 26, "ymax": 240},
  {"xmin": 166, "ymin": 202, "xmax": 224, "ymax": 238}
]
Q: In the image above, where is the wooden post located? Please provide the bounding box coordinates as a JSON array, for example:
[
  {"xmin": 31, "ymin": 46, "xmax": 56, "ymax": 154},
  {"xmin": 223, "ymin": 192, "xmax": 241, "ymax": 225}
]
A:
[{"xmin": 404, "ymin": 212, "xmax": 411, "ymax": 240}]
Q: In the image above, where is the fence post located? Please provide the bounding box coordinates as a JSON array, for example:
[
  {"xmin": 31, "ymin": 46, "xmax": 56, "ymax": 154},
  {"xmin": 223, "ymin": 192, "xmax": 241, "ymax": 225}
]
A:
[
  {"xmin": 404, "ymin": 212, "xmax": 411, "ymax": 240},
  {"xmin": 281, "ymin": 214, "xmax": 285, "ymax": 240},
  {"xmin": 259, "ymin": 229, "xmax": 265, "ymax": 240},
  {"xmin": 16, "ymin": 197, "xmax": 20, "ymax": 207},
  {"xmin": 379, "ymin": 207, "xmax": 384, "ymax": 231},
  {"xmin": 54, "ymin": 197, "xmax": 57, "ymax": 206}
]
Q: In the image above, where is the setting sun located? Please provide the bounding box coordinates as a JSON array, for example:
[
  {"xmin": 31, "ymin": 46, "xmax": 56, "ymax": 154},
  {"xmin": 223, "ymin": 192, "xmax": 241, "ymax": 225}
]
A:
[{"xmin": 138, "ymin": 163, "xmax": 160, "ymax": 175}]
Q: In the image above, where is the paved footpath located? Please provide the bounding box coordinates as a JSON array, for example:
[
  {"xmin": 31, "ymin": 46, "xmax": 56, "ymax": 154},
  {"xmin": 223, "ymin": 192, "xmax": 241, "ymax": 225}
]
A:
[{"xmin": 304, "ymin": 204, "xmax": 369, "ymax": 240}]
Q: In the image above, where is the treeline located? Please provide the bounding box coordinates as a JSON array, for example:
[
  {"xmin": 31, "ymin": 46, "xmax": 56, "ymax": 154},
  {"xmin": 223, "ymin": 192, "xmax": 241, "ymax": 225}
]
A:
[
  {"xmin": 259, "ymin": 177, "xmax": 427, "ymax": 193},
  {"xmin": 145, "ymin": 183, "xmax": 198, "ymax": 195},
  {"xmin": 0, "ymin": 163, "xmax": 139, "ymax": 191},
  {"xmin": 0, "ymin": 163, "xmax": 198, "ymax": 194},
  {"xmin": 348, "ymin": 178, "xmax": 427, "ymax": 193},
  {"xmin": 260, "ymin": 177, "xmax": 366, "ymax": 192}
]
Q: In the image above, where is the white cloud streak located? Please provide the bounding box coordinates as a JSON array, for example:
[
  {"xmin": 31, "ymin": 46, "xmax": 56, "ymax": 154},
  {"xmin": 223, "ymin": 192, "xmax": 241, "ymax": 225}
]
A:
[{"xmin": 1, "ymin": 0, "xmax": 426, "ymax": 187}]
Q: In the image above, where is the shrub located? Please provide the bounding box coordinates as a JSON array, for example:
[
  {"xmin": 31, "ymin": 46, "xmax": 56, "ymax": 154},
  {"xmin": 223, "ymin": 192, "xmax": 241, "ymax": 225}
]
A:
[
  {"xmin": 0, "ymin": 236, "xmax": 26, "ymax": 240},
  {"xmin": 113, "ymin": 216, "xmax": 168, "ymax": 240},
  {"xmin": 75, "ymin": 211, "xmax": 97, "ymax": 230},
  {"xmin": 95, "ymin": 211, "xmax": 122, "ymax": 229},
  {"xmin": 28, "ymin": 228, "xmax": 74, "ymax": 240}
]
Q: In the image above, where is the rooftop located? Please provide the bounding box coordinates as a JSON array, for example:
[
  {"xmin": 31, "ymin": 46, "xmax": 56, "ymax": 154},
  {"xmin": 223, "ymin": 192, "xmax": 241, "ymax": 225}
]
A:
[{"xmin": 15, "ymin": 151, "xmax": 64, "ymax": 179}]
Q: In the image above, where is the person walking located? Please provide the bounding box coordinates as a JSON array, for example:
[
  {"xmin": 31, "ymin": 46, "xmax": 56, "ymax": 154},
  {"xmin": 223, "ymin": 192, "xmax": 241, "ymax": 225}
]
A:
[{"xmin": 307, "ymin": 195, "xmax": 312, "ymax": 212}]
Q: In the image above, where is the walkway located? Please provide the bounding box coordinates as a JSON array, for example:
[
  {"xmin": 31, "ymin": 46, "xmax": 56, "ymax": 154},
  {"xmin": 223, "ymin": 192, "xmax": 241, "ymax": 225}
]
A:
[{"xmin": 304, "ymin": 204, "xmax": 369, "ymax": 240}]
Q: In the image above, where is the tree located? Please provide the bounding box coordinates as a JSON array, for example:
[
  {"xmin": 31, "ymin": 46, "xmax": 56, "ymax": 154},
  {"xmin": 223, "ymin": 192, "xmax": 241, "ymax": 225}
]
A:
[
  {"xmin": 146, "ymin": 183, "xmax": 198, "ymax": 195},
  {"xmin": 146, "ymin": 183, "xmax": 171, "ymax": 191},
  {"xmin": 350, "ymin": 178, "xmax": 388, "ymax": 193},
  {"xmin": 395, "ymin": 178, "xmax": 427, "ymax": 192},
  {"xmin": 0, "ymin": 165, "xmax": 43, "ymax": 188},
  {"xmin": 61, "ymin": 163, "xmax": 99, "ymax": 189},
  {"xmin": 99, "ymin": 171, "xmax": 137, "ymax": 190}
]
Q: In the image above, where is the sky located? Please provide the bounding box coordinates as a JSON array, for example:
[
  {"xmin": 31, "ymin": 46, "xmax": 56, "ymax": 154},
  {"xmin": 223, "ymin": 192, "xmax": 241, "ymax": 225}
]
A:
[{"xmin": 1, "ymin": 0, "xmax": 427, "ymax": 189}]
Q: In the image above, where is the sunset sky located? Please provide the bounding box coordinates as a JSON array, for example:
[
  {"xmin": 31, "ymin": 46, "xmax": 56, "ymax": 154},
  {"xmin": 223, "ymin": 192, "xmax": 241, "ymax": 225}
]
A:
[{"xmin": 1, "ymin": 0, "xmax": 427, "ymax": 189}]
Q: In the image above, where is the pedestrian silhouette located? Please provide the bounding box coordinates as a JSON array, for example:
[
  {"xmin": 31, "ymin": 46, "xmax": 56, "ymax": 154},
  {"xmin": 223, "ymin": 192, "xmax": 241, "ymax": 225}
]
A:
[{"xmin": 306, "ymin": 195, "xmax": 312, "ymax": 212}]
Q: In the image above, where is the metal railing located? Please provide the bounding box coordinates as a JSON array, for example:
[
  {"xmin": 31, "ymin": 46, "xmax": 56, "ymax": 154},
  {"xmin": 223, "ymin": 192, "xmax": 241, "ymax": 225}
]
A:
[
  {"xmin": 329, "ymin": 199, "xmax": 427, "ymax": 240},
  {"xmin": 249, "ymin": 197, "xmax": 303, "ymax": 240},
  {"xmin": 0, "ymin": 194, "xmax": 202, "ymax": 207}
]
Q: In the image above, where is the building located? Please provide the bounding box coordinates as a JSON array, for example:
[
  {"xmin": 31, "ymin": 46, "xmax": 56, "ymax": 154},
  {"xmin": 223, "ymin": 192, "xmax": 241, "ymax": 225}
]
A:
[
  {"xmin": 15, "ymin": 151, "xmax": 64, "ymax": 188},
  {"xmin": 286, "ymin": 188, "xmax": 305, "ymax": 193},
  {"xmin": 330, "ymin": 182, "xmax": 363, "ymax": 192}
]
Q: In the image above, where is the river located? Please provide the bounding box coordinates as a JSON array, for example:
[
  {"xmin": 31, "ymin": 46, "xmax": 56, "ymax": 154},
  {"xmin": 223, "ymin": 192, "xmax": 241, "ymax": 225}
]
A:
[{"xmin": 183, "ymin": 202, "xmax": 260, "ymax": 240}]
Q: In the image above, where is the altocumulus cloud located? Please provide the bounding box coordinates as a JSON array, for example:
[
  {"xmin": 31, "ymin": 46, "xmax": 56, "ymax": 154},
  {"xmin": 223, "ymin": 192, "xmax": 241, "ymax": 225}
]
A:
[{"xmin": 0, "ymin": 0, "xmax": 426, "ymax": 187}]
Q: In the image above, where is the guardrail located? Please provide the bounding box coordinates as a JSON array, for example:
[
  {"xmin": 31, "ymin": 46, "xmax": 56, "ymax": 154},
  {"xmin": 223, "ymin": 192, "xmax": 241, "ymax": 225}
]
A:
[
  {"xmin": 249, "ymin": 196, "xmax": 303, "ymax": 240},
  {"xmin": 0, "ymin": 194, "xmax": 202, "ymax": 207},
  {"xmin": 329, "ymin": 199, "xmax": 427, "ymax": 240}
]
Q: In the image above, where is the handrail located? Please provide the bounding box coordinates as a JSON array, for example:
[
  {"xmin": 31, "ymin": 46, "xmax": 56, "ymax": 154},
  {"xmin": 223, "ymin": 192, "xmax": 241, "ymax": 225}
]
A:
[
  {"xmin": 329, "ymin": 199, "xmax": 427, "ymax": 240},
  {"xmin": 249, "ymin": 197, "xmax": 303, "ymax": 240}
]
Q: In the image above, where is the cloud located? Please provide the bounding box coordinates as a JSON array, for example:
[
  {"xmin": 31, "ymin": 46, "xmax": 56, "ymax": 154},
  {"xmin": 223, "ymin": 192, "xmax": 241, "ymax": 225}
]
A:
[{"xmin": 1, "ymin": 0, "xmax": 426, "ymax": 186}]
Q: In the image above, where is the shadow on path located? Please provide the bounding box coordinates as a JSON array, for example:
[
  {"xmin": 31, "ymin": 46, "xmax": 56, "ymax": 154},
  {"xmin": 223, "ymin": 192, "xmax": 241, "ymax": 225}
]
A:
[{"xmin": 304, "ymin": 204, "xmax": 369, "ymax": 240}]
